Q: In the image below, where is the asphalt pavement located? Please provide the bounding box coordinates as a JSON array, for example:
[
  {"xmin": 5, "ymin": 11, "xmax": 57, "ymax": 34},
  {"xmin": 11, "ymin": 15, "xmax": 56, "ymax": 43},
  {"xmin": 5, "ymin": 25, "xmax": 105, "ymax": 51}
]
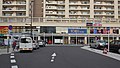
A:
[
  {"xmin": 15, "ymin": 46, "xmax": 120, "ymax": 68},
  {"xmin": 0, "ymin": 54, "xmax": 11, "ymax": 68},
  {"xmin": 0, "ymin": 46, "xmax": 120, "ymax": 68}
]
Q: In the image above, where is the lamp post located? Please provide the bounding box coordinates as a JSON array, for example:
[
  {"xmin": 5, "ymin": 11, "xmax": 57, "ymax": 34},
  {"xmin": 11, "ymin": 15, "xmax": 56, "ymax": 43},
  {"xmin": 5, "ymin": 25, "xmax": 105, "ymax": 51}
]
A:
[{"xmin": 26, "ymin": 1, "xmax": 34, "ymax": 38}]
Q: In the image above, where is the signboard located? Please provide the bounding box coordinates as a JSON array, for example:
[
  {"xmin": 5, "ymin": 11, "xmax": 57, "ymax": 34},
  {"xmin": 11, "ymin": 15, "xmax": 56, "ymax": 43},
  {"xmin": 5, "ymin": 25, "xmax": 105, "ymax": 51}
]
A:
[
  {"xmin": 0, "ymin": 26, "xmax": 8, "ymax": 34},
  {"xmin": 8, "ymin": 25, "xmax": 12, "ymax": 30},
  {"xmin": 86, "ymin": 23, "xmax": 93, "ymax": 26},
  {"xmin": 93, "ymin": 23, "xmax": 102, "ymax": 27},
  {"xmin": 93, "ymin": 29, "xmax": 97, "ymax": 34},
  {"xmin": 68, "ymin": 29, "xmax": 87, "ymax": 34}
]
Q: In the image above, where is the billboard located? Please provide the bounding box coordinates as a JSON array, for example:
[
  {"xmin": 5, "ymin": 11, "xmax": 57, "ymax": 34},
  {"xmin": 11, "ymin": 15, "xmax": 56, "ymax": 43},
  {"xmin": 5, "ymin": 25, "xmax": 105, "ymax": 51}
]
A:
[
  {"xmin": 0, "ymin": 26, "xmax": 8, "ymax": 34},
  {"xmin": 68, "ymin": 29, "xmax": 87, "ymax": 34}
]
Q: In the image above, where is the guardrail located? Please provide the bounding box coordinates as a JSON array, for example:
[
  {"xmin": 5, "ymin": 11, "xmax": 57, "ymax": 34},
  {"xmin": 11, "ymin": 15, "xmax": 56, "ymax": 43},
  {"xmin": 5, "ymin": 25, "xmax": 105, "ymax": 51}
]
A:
[{"xmin": 0, "ymin": 17, "xmax": 119, "ymax": 23}]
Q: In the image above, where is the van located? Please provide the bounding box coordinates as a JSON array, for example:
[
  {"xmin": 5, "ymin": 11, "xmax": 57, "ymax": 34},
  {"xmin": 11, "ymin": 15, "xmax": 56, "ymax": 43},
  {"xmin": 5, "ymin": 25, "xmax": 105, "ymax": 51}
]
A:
[{"xmin": 19, "ymin": 36, "xmax": 33, "ymax": 52}]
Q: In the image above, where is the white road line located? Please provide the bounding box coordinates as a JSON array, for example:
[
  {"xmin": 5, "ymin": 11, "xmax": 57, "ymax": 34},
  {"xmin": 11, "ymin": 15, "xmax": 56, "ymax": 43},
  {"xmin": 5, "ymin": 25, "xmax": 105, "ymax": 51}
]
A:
[
  {"xmin": 52, "ymin": 56, "xmax": 55, "ymax": 59},
  {"xmin": 11, "ymin": 53, "xmax": 14, "ymax": 56},
  {"xmin": 51, "ymin": 59, "xmax": 54, "ymax": 62},
  {"xmin": 11, "ymin": 59, "xmax": 16, "ymax": 63},
  {"xmin": 10, "ymin": 56, "xmax": 15, "ymax": 59},
  {"xmin": 11, "ymin": 65, "xmax": 18, "ymax": 68},
  {"xmin": 51, "ymin": 53, "xmax": 57, "ymax": 62}
]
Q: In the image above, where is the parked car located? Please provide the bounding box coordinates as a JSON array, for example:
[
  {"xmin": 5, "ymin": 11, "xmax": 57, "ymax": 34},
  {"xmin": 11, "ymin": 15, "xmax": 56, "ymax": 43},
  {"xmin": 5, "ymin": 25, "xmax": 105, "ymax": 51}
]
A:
[
  {"xmin": 89, "ymin": 40, "xmax": 107, "ymax": 49},
  {"xmin": 109, "ymin": 40, "xmax": 120, "ymax": 53},
  {"xmin": 33, "ymin": 40, "xmax": 39, "ymax": 49},
  {"xmin": 37, "ymin": 40, "xmax": 46, "ymax": 47}
]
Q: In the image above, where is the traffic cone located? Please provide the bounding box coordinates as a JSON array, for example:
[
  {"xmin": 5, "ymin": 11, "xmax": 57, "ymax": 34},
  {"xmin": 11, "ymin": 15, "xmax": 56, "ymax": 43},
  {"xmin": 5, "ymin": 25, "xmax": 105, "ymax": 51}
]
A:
[{"xmin": 103, "ymin": 48, "xmax": 108, "ymax": 54}]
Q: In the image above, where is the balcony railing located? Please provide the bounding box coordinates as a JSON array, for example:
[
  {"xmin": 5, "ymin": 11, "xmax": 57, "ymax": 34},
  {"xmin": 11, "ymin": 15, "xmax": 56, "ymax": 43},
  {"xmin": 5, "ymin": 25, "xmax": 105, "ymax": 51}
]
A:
[{"xmin": 0, "ymin": 17, "xmax": 119, "ymax": 23}]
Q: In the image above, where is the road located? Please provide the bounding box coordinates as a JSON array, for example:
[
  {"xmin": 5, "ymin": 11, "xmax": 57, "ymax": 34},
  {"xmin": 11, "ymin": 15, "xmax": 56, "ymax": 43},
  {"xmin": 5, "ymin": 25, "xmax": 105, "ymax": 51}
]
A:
[{"xmin": 0, "ymin": 46, "xmax": 120, "ymax": 68}]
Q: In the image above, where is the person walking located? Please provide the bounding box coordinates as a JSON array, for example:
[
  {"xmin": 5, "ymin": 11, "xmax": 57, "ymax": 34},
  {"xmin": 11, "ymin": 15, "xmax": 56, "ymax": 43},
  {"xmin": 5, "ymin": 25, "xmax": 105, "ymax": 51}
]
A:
[{"xmin": 12, "ymin": 41, "xmax": 16, "ymax": 51}]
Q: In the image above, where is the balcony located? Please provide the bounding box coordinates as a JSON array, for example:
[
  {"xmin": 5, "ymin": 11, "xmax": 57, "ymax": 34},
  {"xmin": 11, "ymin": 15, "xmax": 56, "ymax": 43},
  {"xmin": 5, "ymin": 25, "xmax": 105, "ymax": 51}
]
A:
[
  {"xmin": 57, "ymin": 1, "xmax": 65, "ymax": 5},
  {"xmin": 2, "ymin": 7, "xmax": 26, "ymax": 12},
  {"xmin": 46, "ymin": 11, "xmax": 57, "ymax": 15},
  {"xmin": 46, "ymin": 1, "xmax": 57, "ymax": 4},
  {"xmin": 46, "ymin": 6, "xmax": 57, "ymax": 10},
  {"xmin": 16, "ymin": 12, "xmax": 26, "ymax": 16}
]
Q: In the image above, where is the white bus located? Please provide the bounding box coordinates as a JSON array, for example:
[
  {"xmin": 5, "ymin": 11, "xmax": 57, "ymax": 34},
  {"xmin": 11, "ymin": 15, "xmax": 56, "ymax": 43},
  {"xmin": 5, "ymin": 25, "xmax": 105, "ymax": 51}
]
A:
[{"xmin": 19, "ymin": 36, "xmax": 33, "ymax": 52}]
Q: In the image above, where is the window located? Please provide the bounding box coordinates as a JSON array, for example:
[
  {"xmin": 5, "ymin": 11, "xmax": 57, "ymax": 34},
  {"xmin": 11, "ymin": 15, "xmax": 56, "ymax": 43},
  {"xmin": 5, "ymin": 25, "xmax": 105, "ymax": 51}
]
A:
[
  {"xmin": 21, "ymin": 38, "xmax": 31, "ymax": 43},
  {"xmin": 40, "ymin": 26, "xmax": 56, "ymax": 33}
]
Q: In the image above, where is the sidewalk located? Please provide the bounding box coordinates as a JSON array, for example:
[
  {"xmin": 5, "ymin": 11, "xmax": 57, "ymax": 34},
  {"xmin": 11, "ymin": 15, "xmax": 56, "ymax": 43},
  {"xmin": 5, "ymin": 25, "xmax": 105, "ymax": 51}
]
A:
[
  {"xmin": 0, "ymin": 46, "xmax": 13, "ymax": 55},
  {"xmin": 81, "ymin": 46, "xmax": 120, "ymax": 61}
]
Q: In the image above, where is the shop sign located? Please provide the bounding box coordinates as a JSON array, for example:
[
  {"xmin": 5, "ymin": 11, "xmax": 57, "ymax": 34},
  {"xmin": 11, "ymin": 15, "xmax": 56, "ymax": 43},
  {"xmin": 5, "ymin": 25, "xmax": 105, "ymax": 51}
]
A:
[
  {"xmin": 68, "ymin": 29, "xmax": 87, "ymax": 34},
  {"xmin": 0, "ymin": 26, "xmax": 8, "ymax": 34},
  {"xmin": 93, "ymin": 23, "xmax": 102, "ymax": 27},
  {"xmin": 86, "ymin": 23, "xmax": 93, "ymax": 26},
  {"xmin": 93, "ymin": 29, "xmax": 97, "ymax": 34}
]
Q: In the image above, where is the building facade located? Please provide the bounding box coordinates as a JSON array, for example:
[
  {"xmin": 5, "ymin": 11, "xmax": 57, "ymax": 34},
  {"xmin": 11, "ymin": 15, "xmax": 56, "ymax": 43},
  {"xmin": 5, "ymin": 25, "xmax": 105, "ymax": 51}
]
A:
[
  {"xmin": 43, "ymin": 0, "xmax": 120, "ymax": 19},
  {"xmin": 0, "ymin": 0, "xmax": 120, "ymax": 45}
]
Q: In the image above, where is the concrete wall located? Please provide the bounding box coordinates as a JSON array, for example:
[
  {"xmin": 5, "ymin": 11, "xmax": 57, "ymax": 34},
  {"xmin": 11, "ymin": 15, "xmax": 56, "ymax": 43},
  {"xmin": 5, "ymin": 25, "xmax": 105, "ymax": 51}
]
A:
[{"xmin": 33, "ymin": 0, "xmax": 43, "ymax": 17}]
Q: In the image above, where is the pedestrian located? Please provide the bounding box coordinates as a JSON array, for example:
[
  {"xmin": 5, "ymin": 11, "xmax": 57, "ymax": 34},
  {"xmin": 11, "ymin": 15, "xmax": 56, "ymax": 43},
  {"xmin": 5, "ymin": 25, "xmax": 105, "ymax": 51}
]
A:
[
  {"xmin": 16, "ymin": 43, "xmax": 19, "ymax": 51},
  {"xmin": 12, "ymin": 41, "xmax": 16, "ymax": 51}
]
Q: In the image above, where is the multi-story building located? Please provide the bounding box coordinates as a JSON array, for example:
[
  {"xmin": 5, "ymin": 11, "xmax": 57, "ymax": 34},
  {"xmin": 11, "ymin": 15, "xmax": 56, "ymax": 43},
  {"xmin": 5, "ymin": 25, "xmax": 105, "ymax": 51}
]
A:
[
  {"xmin": 0, "ymin": 0, "xmax": 29, "ymax": 17},
  {"xmin": 43, "ymin": 0, "xmax": 120, "ymax": 19},
  {"xmin": 0, "ymin": 0, "xmax": 120, "ymax": 45}
]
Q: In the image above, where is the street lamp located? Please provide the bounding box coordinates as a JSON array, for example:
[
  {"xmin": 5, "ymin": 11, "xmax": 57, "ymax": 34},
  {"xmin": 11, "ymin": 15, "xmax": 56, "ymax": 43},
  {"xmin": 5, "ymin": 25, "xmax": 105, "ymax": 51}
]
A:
[{"xmin": 26, "ymin": 1, "xmax": 34, "ymax": 38}]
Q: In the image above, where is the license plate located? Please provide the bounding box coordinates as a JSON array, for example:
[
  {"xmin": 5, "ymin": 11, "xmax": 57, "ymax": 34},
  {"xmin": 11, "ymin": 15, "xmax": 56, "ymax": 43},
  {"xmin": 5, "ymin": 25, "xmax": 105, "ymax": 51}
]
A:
[{"xmin": 24, "ymin": 48, "xmax": 27, "ymax": 50}]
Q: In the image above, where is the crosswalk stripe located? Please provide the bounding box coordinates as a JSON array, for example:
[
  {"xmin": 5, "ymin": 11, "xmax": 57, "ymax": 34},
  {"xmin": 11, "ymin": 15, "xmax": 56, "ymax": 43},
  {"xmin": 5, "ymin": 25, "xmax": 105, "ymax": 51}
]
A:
[
  {"xmin": 11, "ymin": 65, "xmax": 18, "ymax": 68},
  {"xmin": 11, "ymin": 59, "xmax": 16, "ymax": 63},
  {"xmin": 10, "ymin": 56, "xmax": 15, "ymax": 59}
]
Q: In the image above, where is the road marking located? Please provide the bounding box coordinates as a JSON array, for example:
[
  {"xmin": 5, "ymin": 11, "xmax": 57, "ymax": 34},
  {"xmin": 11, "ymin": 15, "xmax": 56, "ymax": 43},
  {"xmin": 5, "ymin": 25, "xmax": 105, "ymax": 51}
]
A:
[
  {"xmin": 11, "ymin": 53, "xmax": 14, "ymax": 56},
  {"xmin": 11, "ymin": 59, "xmax": 16, "ymax": 63},
  {"xmin": 52, "ymin": 53, "xmax": 56, "ymax": 57},
  {"xmin": 10, "ymin": 56, "xmax": 15, "ymax": 59},
  {"xmin": 11, "ymin": 65, "xmax": 18, "ymax": 68},
  {"xmin": 51, "ymin": 53, "xmax": 57, "ymax": 62},
  {"xmin": 52, "ymin": 56, "xmax": 55, "ymax": 59},
  {"xmin": 51, "ymin": 59, "xmax": 54, "ymax": 62}
]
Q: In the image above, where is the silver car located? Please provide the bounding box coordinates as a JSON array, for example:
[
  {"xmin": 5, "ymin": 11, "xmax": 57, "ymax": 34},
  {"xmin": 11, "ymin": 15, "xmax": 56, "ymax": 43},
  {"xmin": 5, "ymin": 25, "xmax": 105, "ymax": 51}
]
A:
[
  {"xmin": 37, "ymin": 40, "xmax": 46, "ymax": 47},
  {"xmin": 89, "ymin": 40, "xmax": 107, "ymax": 49}
]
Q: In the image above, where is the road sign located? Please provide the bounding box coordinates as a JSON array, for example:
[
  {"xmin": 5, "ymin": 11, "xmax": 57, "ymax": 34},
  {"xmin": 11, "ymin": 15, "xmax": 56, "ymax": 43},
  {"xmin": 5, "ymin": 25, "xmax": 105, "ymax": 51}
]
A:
[{"xmin": 8, "ymin": 25, "xmax": 12, "ymax": 30}]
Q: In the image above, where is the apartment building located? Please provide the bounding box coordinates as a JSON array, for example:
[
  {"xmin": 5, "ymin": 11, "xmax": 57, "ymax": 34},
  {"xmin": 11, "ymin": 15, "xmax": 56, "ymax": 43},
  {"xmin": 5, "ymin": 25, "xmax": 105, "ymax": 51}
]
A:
[
  {"xmin": 0, "ymin": 0, "xmax": 30, "ymax": 17},
  {"xmin": 43, "ymin": 0, "xmax": 120, "ymax": 19}
]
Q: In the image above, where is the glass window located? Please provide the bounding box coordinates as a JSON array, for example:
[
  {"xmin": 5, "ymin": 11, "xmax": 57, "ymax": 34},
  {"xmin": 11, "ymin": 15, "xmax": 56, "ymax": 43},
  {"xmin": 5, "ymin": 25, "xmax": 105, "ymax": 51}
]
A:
[
  {"xmin": 21, "ymin": 38, "xmax": 31, "ymax": 43},
  {"xmin": 40, "ymin": 26, "xmax": 56, "ymax": 33}
]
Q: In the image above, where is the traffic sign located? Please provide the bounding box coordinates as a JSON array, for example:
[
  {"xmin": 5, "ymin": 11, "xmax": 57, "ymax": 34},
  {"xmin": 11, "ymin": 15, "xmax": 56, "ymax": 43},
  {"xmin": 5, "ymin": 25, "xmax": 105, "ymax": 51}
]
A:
[{"xmin": 8, "ymin": 25, "xmax": 12, "ymax": 30}]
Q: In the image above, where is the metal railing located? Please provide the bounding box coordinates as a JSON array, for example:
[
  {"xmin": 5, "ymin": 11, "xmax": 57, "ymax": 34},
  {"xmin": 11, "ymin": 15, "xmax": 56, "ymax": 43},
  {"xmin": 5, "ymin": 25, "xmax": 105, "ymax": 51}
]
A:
[{"xmin": 0, "ymin": 17, "xmax": 119, "ymax": 23}]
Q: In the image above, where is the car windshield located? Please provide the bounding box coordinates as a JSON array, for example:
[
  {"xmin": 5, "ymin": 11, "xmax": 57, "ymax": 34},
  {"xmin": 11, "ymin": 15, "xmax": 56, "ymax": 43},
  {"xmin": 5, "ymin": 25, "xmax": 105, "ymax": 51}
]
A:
[
  {"xmin": 21, "ymin": 38, "xmax": 31, "ymax": 43},
  {"xmin": 98, "ymin": 40, "xmax": 105, "ymax": 43}
]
